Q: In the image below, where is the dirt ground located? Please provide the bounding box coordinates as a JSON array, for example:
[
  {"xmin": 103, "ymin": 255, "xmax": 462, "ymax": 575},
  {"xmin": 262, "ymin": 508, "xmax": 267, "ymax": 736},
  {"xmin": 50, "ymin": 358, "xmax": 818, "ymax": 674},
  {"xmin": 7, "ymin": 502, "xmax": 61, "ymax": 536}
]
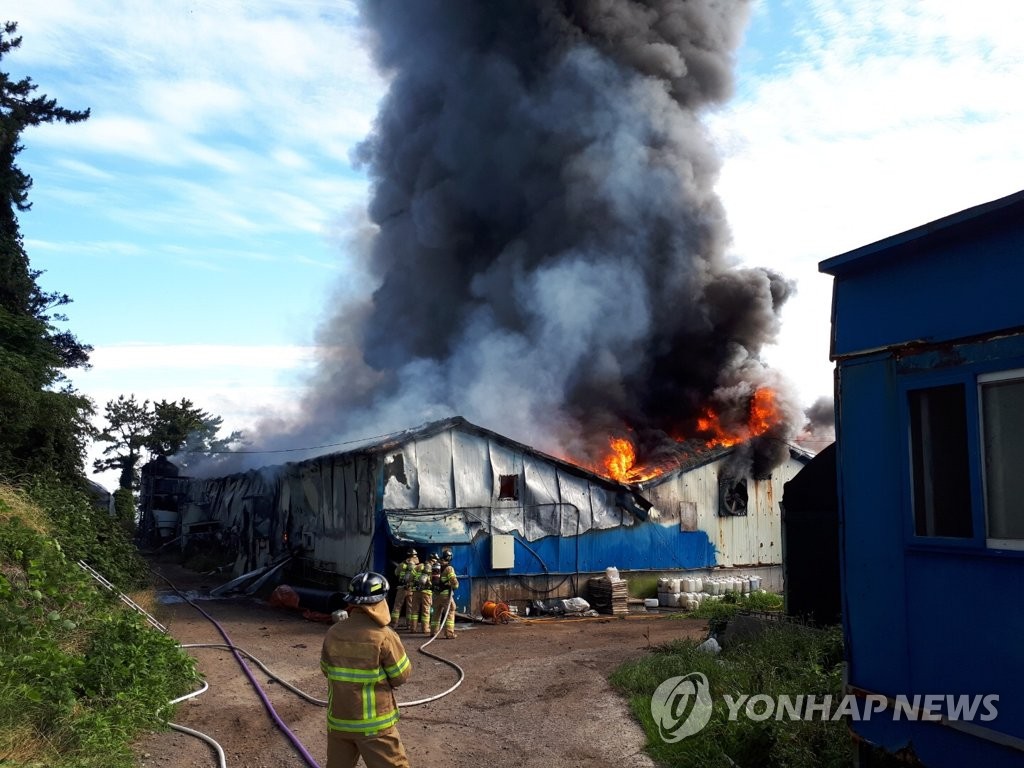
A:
[{"xmin": 133, "ymin": 560, "xmax": 709, "ymax": 768}]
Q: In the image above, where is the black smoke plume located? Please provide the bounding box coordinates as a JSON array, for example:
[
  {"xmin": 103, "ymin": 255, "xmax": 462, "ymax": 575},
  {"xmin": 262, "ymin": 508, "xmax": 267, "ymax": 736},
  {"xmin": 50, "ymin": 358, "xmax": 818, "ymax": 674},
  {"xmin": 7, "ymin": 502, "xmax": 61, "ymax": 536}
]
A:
[{"xmin": 238, "ymin": 0, "xmax": 804, "ymax": 476}]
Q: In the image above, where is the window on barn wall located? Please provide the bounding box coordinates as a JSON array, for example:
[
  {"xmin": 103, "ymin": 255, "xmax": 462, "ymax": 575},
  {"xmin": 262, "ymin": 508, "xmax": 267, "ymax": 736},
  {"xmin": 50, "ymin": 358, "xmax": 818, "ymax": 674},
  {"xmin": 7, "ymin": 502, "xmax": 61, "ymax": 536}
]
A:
[
  {"xmin": 908, "ymin": 384, "xmax": 972, "ymax": 538},
  {"xmin": 498, "ymin": 474, "xmax": 519, "ymax": 501},
  {"xmin": 384, "ymin": 453, "xmax": 408, "ymax": 486},
  {"xmin": 980, "ymin": 370, "xmax": 1024, "ymax": 548},
  {"xmin": 719, "ymin": 477, "xmax": 748, "ymax": 516}
]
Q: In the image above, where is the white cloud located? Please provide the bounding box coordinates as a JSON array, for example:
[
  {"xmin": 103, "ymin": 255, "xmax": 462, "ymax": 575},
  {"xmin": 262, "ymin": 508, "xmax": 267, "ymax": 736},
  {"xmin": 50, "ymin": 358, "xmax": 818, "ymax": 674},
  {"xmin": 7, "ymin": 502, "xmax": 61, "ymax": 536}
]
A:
[{"xmin": 710, "ymin": 0, "xmax": 1024, "ymax": 407}]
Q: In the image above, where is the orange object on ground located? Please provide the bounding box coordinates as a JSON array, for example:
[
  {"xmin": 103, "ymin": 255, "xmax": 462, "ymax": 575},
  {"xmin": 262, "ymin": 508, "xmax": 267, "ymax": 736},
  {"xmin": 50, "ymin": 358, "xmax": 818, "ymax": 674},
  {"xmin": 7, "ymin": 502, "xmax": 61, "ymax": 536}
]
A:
[{"xmin": 481, "ymin": 600, "xmax": 512, "ymax": 624}]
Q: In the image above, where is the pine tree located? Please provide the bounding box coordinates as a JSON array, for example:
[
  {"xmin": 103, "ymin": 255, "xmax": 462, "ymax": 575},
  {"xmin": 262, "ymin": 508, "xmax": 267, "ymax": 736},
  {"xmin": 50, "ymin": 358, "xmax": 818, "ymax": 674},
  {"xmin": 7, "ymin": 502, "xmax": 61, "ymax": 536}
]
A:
[{"xmin": 0, "ymin": 21, "xmax": 93, "ymax": 482}]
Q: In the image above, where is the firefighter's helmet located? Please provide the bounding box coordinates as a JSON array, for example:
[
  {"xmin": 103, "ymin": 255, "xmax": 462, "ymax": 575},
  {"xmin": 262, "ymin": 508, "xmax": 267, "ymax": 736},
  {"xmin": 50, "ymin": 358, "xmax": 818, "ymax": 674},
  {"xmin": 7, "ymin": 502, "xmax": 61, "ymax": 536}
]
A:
[
  {"xmin": 441, "ymin": 547, "xmax": 453, "ymax": 562},
  {"xmin": 407, "ymin": 548, "xmax": 418, "ymax": 559},
  {"xmin": 343, "ymin": 572, "xmax": 390, "ymax": 605}
]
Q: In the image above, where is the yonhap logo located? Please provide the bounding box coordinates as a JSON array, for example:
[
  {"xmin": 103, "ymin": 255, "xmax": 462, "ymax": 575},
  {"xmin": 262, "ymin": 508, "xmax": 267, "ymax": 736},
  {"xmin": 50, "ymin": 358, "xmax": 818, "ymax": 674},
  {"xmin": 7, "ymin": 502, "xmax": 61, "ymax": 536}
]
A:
[{"xmin": 650, "ymin": 672, "xmax": 714, "ymax": 742}]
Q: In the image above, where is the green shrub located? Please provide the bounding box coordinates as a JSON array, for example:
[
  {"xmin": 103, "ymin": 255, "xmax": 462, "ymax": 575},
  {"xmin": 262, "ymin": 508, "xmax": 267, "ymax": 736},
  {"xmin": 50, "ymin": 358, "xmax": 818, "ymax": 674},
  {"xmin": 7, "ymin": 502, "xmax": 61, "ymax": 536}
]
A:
[
  {"xmin": 611, "ymin": 620, "xmax": 847, "ymax": 768},
  {"xmin": 1, "ymin": 486, "xmax": 199, "ymax": 767},
  {"xmin": 25, "ymin": 475, "xmax": 149, "ymax": 589}
]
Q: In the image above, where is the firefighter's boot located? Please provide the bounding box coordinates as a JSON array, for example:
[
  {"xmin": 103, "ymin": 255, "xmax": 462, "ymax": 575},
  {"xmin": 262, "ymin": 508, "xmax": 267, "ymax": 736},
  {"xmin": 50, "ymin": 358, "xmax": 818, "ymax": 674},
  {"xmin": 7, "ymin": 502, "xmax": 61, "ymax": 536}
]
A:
[
  {"xmin": 410, "ymin": 621, "xmax": 419, "ymax": 633},
  {"xmin": 444, "ymin": 628, "xmax": 457, "ymax": 640}
]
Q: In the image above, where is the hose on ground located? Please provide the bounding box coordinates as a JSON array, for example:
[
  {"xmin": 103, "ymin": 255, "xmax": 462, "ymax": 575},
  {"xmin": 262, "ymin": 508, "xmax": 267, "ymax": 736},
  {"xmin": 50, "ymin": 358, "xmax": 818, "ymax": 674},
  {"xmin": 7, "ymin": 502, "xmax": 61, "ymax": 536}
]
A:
[
  {"xmin": 152, "ymin": 569, "xmax": 323, "ymax": 768},
  {"xmin": 153, "ymin": 570, "xmax": 467, "ymax": 768},
  {"xmin": 398, "ymin": 598, "xmax": 465, "ymax": 707}
]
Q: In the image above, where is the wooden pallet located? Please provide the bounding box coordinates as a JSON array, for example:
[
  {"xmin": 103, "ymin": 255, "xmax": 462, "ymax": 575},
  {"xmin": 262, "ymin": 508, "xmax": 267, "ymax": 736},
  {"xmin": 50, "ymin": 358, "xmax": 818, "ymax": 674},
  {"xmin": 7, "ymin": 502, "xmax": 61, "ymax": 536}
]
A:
[{"xmin": 587, "ymin": 576, "xmax": 629, "ymax": 616}]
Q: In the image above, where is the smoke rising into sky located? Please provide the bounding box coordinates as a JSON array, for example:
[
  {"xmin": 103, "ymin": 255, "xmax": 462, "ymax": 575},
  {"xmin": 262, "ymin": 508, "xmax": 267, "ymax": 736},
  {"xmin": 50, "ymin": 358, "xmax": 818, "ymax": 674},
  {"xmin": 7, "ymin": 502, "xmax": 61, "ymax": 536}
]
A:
[{"xmin": 245, "ymin": 0, "xmax": 805, "ymax": 476}]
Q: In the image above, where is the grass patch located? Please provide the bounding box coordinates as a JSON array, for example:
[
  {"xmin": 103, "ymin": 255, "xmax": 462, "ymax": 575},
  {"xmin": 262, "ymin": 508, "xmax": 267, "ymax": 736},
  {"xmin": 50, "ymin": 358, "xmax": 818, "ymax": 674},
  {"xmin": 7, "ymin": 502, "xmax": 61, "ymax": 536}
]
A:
[
  {"xmin": 626, "ymin": 574, "xmax": 661, "ymax": 599},
  {"xmin": 1, "ymin": 481, "xmax": 199, "ymax": 768},
  {"xmin": 611, "ymin": 619, "xmax": 847, "ymax": 768}
]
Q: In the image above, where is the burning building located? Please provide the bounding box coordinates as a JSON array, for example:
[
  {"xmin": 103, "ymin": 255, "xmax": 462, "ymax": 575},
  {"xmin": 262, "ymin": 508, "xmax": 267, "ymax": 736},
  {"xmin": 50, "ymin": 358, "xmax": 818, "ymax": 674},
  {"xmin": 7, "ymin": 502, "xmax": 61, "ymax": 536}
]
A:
[
  {"xmin": 159, "ymin": 416, "xmax": 809, "ymax": 614},
  {"xmin": 162, "ymin": 3, "xmax": 826, "ymax": 609}
]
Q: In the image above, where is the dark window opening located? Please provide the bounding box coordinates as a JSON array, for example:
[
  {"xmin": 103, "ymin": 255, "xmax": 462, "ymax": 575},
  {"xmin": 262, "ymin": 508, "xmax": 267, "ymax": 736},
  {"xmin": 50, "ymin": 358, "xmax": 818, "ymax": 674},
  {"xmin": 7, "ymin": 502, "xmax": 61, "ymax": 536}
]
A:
[
  {"xmin": 384, "ymin": 453, "xmax": 408, "ymax": 486},
  {"xmin": 719, "ymin": 478, "xmax": 748, "ymax": 516},
  {"xmin": 909, "ymin": 385, "xmax": 972, "ymax": 537},
  {"xmin": 498, "ymin": 474, "xmax": 519, "ymax": 501}
]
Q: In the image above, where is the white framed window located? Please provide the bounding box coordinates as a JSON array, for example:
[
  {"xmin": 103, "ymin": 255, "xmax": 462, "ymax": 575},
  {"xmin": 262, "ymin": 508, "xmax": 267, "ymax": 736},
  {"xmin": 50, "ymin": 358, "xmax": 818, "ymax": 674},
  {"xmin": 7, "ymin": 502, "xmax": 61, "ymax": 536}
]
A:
[{"xmin": 979, "ymin": 369, "xmax": 1024, "ymax": 550}]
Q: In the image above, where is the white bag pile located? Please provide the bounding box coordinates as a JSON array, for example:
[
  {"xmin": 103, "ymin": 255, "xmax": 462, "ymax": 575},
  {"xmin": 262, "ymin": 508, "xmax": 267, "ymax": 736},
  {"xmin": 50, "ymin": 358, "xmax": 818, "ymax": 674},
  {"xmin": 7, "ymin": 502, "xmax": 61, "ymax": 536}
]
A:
[{"xmin": 656, "ymin": 573, "xmax": 764, "ymax": 610}]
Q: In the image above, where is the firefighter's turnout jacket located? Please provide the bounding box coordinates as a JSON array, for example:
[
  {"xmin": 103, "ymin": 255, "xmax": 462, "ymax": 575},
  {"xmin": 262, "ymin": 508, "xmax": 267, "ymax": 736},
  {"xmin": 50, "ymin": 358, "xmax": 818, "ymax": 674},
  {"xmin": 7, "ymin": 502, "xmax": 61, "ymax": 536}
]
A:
[
  {"xmin": 320, "ymin": 601, "xmax": 411, "ymax": 735},
  {"xmin": 434, "ymin": 563, "xmax": 460, "ymax": 635},
  {"xmin": 391, "ymin": 555, "xmax": 418, "ymax": 626}
]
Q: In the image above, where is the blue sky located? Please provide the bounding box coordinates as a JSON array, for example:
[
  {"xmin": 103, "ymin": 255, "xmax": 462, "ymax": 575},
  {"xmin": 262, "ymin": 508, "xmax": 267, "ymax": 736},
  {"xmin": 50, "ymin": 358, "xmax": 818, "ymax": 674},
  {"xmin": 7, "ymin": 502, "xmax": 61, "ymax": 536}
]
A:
[{"xmin": 6, "ymin": 1, "xmax": 1024, "ymax": 489}]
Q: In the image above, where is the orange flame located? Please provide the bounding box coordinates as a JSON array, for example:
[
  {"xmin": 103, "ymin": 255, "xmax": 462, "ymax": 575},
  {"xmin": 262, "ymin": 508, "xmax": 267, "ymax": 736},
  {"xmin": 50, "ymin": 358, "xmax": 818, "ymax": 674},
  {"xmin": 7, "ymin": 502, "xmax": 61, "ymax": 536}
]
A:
[
  {"xmin": 604, "ymin": 437, "xmax": 636, "ymax": 482},
  {"xmin": 596, "ymin": 387, "xmax": 783, "ymax": 482},
  {"xmin": 698, "ymin": 387, "xmax": 780, "ymax": 448}
]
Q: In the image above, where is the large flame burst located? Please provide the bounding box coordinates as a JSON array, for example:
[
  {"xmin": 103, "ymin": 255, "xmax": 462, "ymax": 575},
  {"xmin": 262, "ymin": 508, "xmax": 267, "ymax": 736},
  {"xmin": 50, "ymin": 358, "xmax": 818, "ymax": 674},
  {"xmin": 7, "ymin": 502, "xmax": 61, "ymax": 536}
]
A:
[{"xmin": 600, "ymin": 387, "xmax": 782, "ymax": 483}]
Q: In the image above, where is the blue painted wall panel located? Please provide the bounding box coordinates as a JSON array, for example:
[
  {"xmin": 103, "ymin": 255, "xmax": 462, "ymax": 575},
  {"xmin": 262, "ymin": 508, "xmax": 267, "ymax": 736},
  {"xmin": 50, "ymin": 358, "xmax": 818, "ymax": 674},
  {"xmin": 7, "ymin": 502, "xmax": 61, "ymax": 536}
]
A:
[
  {"xmin": 904, "ymin": 550, "xmax": 1024, "ymax": 734},
  {"xmin": 827, "ymin": 214, "xmax": 1024, "ymax": 357},
  {"xmin": 829, "ymin": 196, "xmax": 1024, "ymax": 764},
  {"xmin": 835, "ymin": 356, "xmax": 912, "ymax": 695}
]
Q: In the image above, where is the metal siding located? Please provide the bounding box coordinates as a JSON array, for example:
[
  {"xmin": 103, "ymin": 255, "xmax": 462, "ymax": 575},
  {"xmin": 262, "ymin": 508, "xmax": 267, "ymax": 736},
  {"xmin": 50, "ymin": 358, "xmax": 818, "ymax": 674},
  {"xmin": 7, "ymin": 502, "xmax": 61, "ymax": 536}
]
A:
[
  {"xmin": 414, "ymin": 432, "xmax": 454, "ymax": 508},
  {"xmin": 591, "ymin": 486, "xmax": 621, "ymax": 530},
  {"xmin": 556, "ymin": 472, "xmax": 593, "ymax": 537},
  {"xmin": 487, "ymin": 438, "xmax": 525, "ymax": 506},
  {"xmin": 451, "ymin": 431, "xmax": 491, "ymax": 507},
  {"xmin": 382, "ymin": 445, "xmax": 417, "ymax": 509},
  {"xmin": 837, "ymin": 357, "xmax": 911, "ymax": 696},
  {"xmin": 829, "ymin": 219, "xmax": 1024, "ymax": 357},
  {"xmin": 523, "ymin": 453, "xmax": 560, "ymax": 506}
]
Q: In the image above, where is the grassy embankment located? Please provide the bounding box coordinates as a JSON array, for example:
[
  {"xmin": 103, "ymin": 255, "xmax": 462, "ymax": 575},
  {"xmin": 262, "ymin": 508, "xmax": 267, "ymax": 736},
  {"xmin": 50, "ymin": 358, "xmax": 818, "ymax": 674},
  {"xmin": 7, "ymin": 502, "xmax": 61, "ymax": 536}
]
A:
[{"xmin": 0, "ymin": 481, "xmax": 198, "ymax": 768}]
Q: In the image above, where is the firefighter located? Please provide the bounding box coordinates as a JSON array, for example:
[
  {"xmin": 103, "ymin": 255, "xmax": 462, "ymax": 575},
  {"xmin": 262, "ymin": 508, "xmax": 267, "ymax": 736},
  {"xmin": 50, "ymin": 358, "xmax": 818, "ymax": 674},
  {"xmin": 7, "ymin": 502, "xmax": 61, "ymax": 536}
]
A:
[
  {"xmin": 390, "ymin": 548, "xmax": 419, "ymax": 630},
  {"xmin": 409, "ymin": 556, "xmax": 430, "ymax": 634},
  {"xmin": 433, "ymin": 547, "xmax": 459, "ymax": 639},
  {"xmin": 320, "ymin": 571, "xmax": 411, "ymax": 768},
  {"xmin": 415, "ymin": 552, "xmax": 438, "ymax": 636}
]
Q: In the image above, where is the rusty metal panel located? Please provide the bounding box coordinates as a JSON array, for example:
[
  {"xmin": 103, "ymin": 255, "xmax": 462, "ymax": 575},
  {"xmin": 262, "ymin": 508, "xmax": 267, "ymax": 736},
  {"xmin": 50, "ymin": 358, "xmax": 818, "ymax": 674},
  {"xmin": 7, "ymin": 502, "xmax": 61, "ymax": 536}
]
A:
[
  {"xmin": 413, "ymin": 431, "xmax": 454, "ymax": 508},
  {"xmin": 451, "ymin": 430, "xmax": 491, "ymax": 507},
  {"xmin": 556, "ymin": 471, "xmax": 594, "ymax": 536}
]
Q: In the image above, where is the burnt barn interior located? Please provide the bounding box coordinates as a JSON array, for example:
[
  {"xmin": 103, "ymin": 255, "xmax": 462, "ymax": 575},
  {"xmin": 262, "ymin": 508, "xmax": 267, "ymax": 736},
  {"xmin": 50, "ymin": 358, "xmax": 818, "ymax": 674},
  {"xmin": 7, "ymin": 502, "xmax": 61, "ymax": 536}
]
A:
[{"xmin": 140, "ymin": 416, "xmax": 809, "ymax": 614}]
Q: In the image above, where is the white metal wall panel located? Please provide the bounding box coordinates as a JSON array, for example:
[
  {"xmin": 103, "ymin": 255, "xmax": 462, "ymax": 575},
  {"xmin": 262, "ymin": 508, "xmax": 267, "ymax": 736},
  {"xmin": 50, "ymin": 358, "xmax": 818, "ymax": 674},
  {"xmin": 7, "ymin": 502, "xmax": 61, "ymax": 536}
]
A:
[
  {"xmin": 556, "ymin": 472, "xmax": 594, "ymax": 537},
  {"xmin": 382, "ymin": 445, "xmax": 418, "ymax": 509},
  {"xmin": 451, "ymin": 431, "xmax": 491, "ymax": 507},
  {"xmin": 490, "ymin": 507, "xmax": 526, "ymax": 538},
  {"xmin": 414, "ymin": 432, "xmax": 454, "ymax": 509},
  {"xmin": 487, "ymin": 439, "xmax": 525, "ymax": 508},
  {"xmin": 591, "ymin": 487, "xmax": 622, "ymax": 530},
  {"xmin": 523, "ymin": 453, "xmax": 560, "ymax": 506}
]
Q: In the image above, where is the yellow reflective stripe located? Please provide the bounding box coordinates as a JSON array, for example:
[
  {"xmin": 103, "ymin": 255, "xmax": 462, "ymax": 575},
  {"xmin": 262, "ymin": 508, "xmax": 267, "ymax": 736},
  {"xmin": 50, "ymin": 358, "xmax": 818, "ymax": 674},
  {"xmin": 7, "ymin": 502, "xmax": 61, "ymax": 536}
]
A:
[
  {"xmin": 383, "ymin": 653, "xmax": 410, "ymax": 678},
  {"xmin": 363, "ymin": 681, "xmax": 374, "ymax": 721},
  {"xmin": 327, "ymin": 707, "xmax": 400, "ymax": 734},
  {"xmin": 321, "ymin": 660, "xmax": 386, "ymax": 683}
]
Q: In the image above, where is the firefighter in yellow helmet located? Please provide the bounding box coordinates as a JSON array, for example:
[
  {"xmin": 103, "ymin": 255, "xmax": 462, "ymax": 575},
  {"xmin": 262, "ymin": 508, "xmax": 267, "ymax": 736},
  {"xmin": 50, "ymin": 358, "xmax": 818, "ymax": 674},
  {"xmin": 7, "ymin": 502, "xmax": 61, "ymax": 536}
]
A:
[
  {"xmin": 433, "ymin": 547, "xmax": 459, "ymax": 639},
  {"xmin": 320, "ymin": 571, "xmax": 411, "ymax": 768},
  {"xmin": 390, "ymin": 548, "xmax": 419, "ymax": 630}
]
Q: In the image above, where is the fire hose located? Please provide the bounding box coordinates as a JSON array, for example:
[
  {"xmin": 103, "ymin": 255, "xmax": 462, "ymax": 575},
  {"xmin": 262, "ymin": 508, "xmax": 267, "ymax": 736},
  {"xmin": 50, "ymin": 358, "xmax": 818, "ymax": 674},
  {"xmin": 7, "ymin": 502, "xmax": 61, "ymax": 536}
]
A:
[{"xmin": 148, "ymin": 568, "xmax": 464, "ymax": 767}]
